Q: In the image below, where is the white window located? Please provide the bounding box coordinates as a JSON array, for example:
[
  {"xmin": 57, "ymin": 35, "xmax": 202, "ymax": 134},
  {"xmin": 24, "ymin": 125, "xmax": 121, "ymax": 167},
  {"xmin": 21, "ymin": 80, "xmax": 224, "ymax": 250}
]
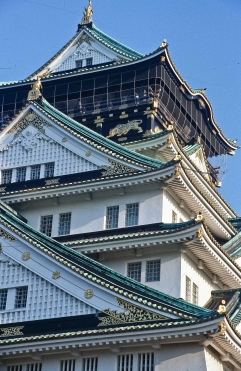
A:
[
  {"xmin": 30, "ymin": 165, "xmax": 41, "ymax": 180},
  {"xmin": 0, "ymin": 289, "xmax": 7, "ymax": 310},
  {"xmin": 7, "ymin": 367, "xmax": 22, "ymax": 371},
  {"xmin": 146, "ymin": 260, "xmax": 160, "ymax": 282},
  {"xmin": 118, "ymin": 354, "xmax": 133, "ymax": 371},
  {"xmin": 106, "ymin": 206, "xmax": 119, "ymax": 229},
  {"xmin": 16, "ymin": 167, "xmax": 26, "ymax": 182},
  {"xmin": 58, "ymin": 212, "xmax": 71, "ymax": 235},
  {"xmin": 40, "ymin": 215, "xmax": 53, "ymax": 237},
  {"xmin": 125, "ymin": 203, "xmax": 139, "ymax": 227},
  {"xmin": 15, "ymin": 286, "xmax": 28, "ymax": 308},
  {"xmin": 127, "ymin": 262, "xmax": 141, "ymax": 282},
  {"xmin": 185, "ymin": 276, "xmax": 191, "ymax": 302},
  {"xmin": 2, "ymin": 169, "xmax": 12, "ymax": 184},
  {"xmin": 60, "ymin": 360, "xmax": 75, "ymax": 371},
  {"xmin": 86, "ymin": 58, "xmax": 93, "ymax": 66},
  {"xmin": 27, "ymin": 364, "xmax": 42, "ymax": 371},
  {"xmin": 44, "ymin": 162, "xmax": 54, "ymax": 178},
  {"xmin": 172, "ymin": 210, "xmax": 177, "ymax": 223},
  {"xmin": 192, "ymin": 283, "xmax": 199, "ymax": 305},
  {"xmin": 76, "ymin": 60, "xmax": 83, "ymax": 68},
  {"xmin": 138, "ymin": 353, "xmax": 154, "ymax": 371},
  {"xmin": 83, "ymin": 357, "xmax": 98, "ymax": 371}
]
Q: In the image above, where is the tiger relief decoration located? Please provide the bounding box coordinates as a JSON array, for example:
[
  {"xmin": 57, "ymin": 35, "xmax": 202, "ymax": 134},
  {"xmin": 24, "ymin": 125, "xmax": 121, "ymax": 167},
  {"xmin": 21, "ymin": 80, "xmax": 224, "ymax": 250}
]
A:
[{"xmin": 107, "ymin": 120, "xmax": 143, "ymax": 138}]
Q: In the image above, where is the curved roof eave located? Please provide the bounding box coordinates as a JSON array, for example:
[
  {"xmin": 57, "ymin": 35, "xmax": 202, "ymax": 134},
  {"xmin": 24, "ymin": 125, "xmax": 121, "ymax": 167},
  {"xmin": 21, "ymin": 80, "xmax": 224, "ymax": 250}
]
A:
[{"xmin": 164, "ymin": 47, "xmax": 238, "ymax": 152}]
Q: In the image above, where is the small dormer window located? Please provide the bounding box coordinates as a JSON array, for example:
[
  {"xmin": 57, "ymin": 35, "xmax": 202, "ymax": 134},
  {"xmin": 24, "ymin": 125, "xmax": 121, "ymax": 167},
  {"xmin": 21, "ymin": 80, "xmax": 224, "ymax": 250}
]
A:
[
  {"xmin": 1, "ymin": 169, "xmax": 12, "ymax": 184},
  {"xmin": 76, "ymin": 60, "xmax": 83, "ymax": 68},
  {"xmin": 30, "ymin": 165, "xmax": 41, "ymax": 180},
  {"xmin": 86, "ymin": 58, "xmax": 93, "ymax": 66}
]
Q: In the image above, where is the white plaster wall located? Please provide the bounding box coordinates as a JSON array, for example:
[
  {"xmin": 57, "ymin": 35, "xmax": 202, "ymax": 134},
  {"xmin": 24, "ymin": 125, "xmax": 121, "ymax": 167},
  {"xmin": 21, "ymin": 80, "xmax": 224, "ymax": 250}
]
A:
[
  {"xmin": 162, "ymin": 190, "xmax": 190, "ymax": 223},
  {"xmin": 204, "ymin": 347, "xmax": 226, "ymax": 371},
  {"xmin": 16, "ymin": 187, "xmax": 163, "ymax": 236},
  {"xmin": 0, "ymin": 134, "xmax": 98, "ymax": 177},
  {"xmin": 56, "ymin": 43, "xmax": 112, "ymax": 72},
  {"xmin": 0, "ymin": 256, "xmax": 96, "ymax": 324},
  {"xmin": 155, "ymin": 343, "xmax": 208, "ymax": 371},
  {"xmin": 181, "ymin": 253, "xmax": 219, "ymax": 306},
  {"xmin": 102, "ymin": 250, "xmax": 181, "ymax": 298},
  {"xmin": 1, "ymin": 344, "xmax": 217, "ymax": 371}
]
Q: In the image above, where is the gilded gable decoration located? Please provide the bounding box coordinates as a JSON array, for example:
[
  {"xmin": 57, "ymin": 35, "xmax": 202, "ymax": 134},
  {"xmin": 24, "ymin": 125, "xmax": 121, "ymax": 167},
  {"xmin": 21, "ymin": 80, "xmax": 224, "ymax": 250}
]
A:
[
  {"xmin": 0, "ymin": 326, "xmax": 24, "ymax": 338},
  {"xmin": 98, "ymin": 297, "xmax": 168, "ymax": 326},
  {"xmin": 101, "ymin": 159, "xmax": 136, "ymax": 177},
  {"xmin": 0, "ymin": 227, "xmax": 17, "ymax": 241},
  {"xmin": 7, "ymin": 111, "xmax": 52, "ymax": 138}
]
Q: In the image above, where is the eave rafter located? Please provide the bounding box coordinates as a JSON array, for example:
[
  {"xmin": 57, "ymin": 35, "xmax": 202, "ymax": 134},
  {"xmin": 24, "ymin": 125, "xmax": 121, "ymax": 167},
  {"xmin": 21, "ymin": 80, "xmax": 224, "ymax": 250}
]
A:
[
  {"xmin": 166, "ymin": 163, "xmax": 236, "ymax": 239},
  {"xmin": 186, "ymin": 224, "xmax": 241, "ymax": 288},
  {"xmin": 131, "ymin": 129, "xmax": 237, "ymax": 220},
  {"xmin": 2, "ymin": 166, "xmax": 176, "ymax": 204}
]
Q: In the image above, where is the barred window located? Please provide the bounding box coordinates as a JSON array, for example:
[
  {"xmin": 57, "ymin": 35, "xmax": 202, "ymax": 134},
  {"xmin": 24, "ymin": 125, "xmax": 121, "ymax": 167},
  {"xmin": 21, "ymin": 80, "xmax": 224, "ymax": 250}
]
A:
[
  {"xmin": 127, "ymin": 262, "xmax": 141, "ymax": 282},
  {"xmin": 44, "ymin": 162, "xmax": 54, "ymax": 178},
  {"xmin": 86, "ymin": 58, "xmax": 93, "ymax": 66},
  {"xmin": 7, "ymin": 367, "xmax": 22, "ymax": 371},
  {"xmin": 106, "ymin": 206, "xmax": 119, "ymax": 229},
  {"xmin": 82, "ymin": 357, "xmax": 98, "ymax": 371},
  {"xmin": 146, "ymin": 260, "xmax": 160, "ymax": 282},
  {"xmin": 15, "ymin": 286, "xmax": 28, "ymax": 308},
  {"xmin": 138, "ymin": 353, "xmax": 154, "ymax": 371},
  {"xmin": 0, "ymin": 289, "xmax": 8, "ymax": 310},
  {"xmin": 60, "ymin": 360, "xmax": 75, "ymax": 371},
  {"xmin": 76, "ymin": 60, "xmax": 83, "ymax": 68},
  {"xmin": 172, "ymin": 210, "xmax": 177, "ymax": 223},
  {"xmin": 125, "ymin": 203, "xmax": 139, "ymax": 227},
  {"xmin": 185, "ymin": 276, "xmax": 191, "ymax": 302},
  {"xmin": 16, "ymin": 167, "xmax": 26, "ymax": 182},
  {"xmin": 30, "ymin": 165, "xmax": 41, "ymax": 180},
  {"xmin": 58, "ymin": 213, "xmax": 71, "ymax": 235},
  {"xmin": 118, "ymin": 354, "xmax": 133, "ymax": 371},
  {"xmin": 193, "ymin": 283, "xmax": 198, "ymax": 305},
  {"xmin": 40, "ymin": 215, "xmax": 53, "ymax": 237},
  {"xmin": 27, "ymin": 364, "xmax": 42, "ymax": 371},
  {"xmin": 2, "ymin": 169, "xmax": 12, "ymax": 184}
]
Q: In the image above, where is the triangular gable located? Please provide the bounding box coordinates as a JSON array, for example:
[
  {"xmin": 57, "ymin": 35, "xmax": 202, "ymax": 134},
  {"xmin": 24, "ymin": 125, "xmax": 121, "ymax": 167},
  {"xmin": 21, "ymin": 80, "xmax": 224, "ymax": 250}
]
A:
[
  {"xmin": 0, "ymin": 201, "xmax": 214, "ymax": 326},
  {"xmin": 184, "ymin": 144, "xmax": 210, "ymax": 181},
  {"xmin": 0, "ymin": 99, "xmax": 165, "ymax": 182},
  {"xmin": 28, "ymin": 23, "xmax": 142, "ymax": 80},
  {"xmin": 0, "ymin": 250, "xmax": 96, "ymax": 323}
]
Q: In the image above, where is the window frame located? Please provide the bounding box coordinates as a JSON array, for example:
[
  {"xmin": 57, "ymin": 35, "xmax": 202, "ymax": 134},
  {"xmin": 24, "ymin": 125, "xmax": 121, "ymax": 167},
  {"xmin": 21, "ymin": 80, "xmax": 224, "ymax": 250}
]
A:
[
  {"xmin": 58, "ymin": 212, "xmax": 71, "ymax": 236},
  {"xmin": 40, "ymin": 215, "xmax": 53, "ymax": 237},
  {"xmin": 125, "ymin": 203, "xmax": 139, "ymax": 227},
  {"xmin": 127, "ymin": 261, "xmax": 142, "ymax": 282},
  {"xmin": 145, "ymin": 260, "xmax": 161, "ymax": 282},
  {"xmin": 14, "ymin": 286, "xmax": 28, "ymax": 309},
  {"xmin": 105, "ymin": 205, "xmax": 119, "ymax": 230}
]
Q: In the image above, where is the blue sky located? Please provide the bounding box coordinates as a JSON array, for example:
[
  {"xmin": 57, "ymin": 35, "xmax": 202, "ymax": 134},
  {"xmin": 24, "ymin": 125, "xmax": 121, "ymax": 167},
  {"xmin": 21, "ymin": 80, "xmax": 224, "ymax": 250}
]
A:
[{"xmin": 0, "ymin": 0, "xmax": 241, "ymax": 214}]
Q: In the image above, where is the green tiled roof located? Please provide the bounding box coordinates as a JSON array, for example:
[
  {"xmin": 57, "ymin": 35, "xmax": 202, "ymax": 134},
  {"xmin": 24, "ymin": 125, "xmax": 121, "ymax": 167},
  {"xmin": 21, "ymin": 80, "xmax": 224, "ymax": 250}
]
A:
[
  {"xmin": 183, "ymin": 144, "xmax": 202, "ymax": 156},
  {"xmin": 0, "ymin": 202, "xmax": 214, "ymax": 319},
  {"xmin": 223, "ymin": 232, "xmax": 241, "ymax": 259},
  {"xmin": 85, "ymin": 24, "xmax": 143, "ymax": 59},
  {"xmin": 35, "ymin": 99, "xmax": 172, "ymax": 170}
]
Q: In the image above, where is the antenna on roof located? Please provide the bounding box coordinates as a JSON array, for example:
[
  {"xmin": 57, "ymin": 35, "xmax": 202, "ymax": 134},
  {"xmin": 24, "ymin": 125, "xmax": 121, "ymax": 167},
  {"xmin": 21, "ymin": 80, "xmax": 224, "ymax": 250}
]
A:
[{"xmin": 81, "ymin": 0, "xmax": 94, "ymax": 25}]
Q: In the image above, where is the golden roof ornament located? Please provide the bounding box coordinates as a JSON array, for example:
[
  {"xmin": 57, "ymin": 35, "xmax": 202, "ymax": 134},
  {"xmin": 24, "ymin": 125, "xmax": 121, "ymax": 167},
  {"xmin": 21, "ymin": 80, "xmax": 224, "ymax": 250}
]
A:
[
  {"xmin": 82, "ymin": 0, "xmax": 94, "ymax": 25},
  {"xmin": 217, "ymin": 300, "xmax": 227, "ymax": 314},
  {"xmin": 195, "ymin": 210, "xmax": 204, "ymax": 222},
  {"xmin": 27, "ymin": 76, "xmax": 42, "ymax": 101}
]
